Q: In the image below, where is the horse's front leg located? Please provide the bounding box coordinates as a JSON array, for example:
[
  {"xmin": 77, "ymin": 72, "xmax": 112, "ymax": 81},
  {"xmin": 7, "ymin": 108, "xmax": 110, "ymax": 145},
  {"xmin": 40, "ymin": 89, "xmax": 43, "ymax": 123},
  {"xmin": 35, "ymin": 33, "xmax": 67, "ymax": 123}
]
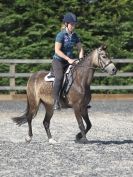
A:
[
  {"xmin": 74, "ymin": 107, "xmax": 88, "ymax": 143},
  {"xmin": 76, "ymin": 107, "xmax": 92, "ymax": 140}
]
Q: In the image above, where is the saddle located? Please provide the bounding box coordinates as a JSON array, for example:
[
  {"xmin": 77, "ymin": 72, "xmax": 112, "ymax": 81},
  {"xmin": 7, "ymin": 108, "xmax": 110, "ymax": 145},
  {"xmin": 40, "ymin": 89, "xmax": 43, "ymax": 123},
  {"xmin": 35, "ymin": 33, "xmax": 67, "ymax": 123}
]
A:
[{"xmin": 44, "ymin": 65, "xmax": 74, "ymax": 96}]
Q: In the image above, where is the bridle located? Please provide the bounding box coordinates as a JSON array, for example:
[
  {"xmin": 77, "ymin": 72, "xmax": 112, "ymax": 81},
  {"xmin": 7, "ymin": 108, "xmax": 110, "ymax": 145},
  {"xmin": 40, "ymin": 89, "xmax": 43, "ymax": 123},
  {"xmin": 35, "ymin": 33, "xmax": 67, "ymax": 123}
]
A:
[
  {"xmin": 97, "ymin": 49, "xmax": 112, "ymax": 71},
  {"xmin": 73, "ymin": 48, "xmax": 113, "ymax": 72}
]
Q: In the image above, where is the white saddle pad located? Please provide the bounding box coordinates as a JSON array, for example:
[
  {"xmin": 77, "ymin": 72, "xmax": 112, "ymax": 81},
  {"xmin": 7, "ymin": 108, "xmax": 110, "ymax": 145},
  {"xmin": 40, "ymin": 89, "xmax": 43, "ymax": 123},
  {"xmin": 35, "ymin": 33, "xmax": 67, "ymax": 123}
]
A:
[
  {"xmin": 44, "ymin": 72, "xmax": 55, "ymax": 82},
  {"xmin": 44, "ymin": 65, "xmax": 73, "ymax": 82}
]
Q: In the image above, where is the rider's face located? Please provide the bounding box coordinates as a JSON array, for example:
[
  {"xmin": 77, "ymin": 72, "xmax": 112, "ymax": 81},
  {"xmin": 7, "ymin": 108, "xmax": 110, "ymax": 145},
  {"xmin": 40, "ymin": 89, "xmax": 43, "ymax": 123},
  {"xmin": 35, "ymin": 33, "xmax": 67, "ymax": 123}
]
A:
[{"xmin": 67, "ymin": 23, "xmax": 76, "ymax": 32}]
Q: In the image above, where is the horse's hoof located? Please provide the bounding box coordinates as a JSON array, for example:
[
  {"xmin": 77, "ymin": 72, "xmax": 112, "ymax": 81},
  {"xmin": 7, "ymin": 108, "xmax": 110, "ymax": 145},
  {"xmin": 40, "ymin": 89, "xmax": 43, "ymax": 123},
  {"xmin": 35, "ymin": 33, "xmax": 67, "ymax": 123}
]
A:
[
  {"xmin": 25, "ymin": 136, "xmax": 32, "ymax": 143},
  {"xmin": 75, "ymin": 136, "xmax": 88, "ymax": 144},
  {"xmin": 49, "ymin": 138, "xmax": 57, "ymax": 144},
  {"xmin": 76, "ymin": 133, "xmax": 83, "ymax": 141},
  {"xmin": 79, "ymin": 137, "xmax": 88, "ymax": 144}
]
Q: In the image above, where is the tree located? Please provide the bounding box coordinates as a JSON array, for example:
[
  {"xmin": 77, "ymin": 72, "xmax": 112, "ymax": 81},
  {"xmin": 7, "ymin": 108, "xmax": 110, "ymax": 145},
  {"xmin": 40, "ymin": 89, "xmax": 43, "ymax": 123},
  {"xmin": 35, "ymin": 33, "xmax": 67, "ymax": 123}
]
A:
[{"xmin": 0, "ymin": 0, "xmax": 133, "ymax": 93}]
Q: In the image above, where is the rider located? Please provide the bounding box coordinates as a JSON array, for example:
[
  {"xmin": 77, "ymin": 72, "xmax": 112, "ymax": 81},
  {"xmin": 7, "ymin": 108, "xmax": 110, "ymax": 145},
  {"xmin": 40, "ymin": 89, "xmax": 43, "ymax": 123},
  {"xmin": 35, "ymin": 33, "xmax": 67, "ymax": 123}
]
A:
[{"xmin": 52, "ymin": 12, "xmax": 84, "ymax": 110}]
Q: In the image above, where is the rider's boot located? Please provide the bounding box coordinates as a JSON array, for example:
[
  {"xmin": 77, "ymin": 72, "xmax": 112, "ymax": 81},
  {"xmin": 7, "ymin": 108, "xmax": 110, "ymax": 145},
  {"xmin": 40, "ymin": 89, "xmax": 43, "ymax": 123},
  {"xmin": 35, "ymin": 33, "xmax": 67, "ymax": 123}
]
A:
[
  {"xmin": 53, "ymin": 78, "xmax": 62, "ymax": 110},
  {"xmin": 53, "ymin": 99, "xmax": 61, "ymax": 110}
]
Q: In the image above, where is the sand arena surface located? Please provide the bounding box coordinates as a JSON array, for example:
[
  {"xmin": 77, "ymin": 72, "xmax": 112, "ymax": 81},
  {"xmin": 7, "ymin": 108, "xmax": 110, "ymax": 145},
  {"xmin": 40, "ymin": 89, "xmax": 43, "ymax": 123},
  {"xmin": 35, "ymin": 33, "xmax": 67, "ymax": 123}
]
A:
[{"xmin": 0, "ymin": 100, "xmax": 133, "ymax": 177}]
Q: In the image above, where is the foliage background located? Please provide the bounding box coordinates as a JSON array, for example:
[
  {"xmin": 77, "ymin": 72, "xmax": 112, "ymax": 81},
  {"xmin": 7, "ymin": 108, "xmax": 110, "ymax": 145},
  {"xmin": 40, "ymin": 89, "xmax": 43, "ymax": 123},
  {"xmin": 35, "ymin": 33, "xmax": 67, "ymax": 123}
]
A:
[{"xmin": 0, "ymin": 0, "xmax": 133, "ymax": 93}]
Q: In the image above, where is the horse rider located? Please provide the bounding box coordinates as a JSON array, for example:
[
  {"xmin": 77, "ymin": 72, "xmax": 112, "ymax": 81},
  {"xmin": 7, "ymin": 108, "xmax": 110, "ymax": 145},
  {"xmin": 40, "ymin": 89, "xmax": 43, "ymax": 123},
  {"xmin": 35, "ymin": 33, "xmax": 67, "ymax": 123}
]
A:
[{"xmin": 52, "ymin": 12, "xmax": 84, "ymax": 110}]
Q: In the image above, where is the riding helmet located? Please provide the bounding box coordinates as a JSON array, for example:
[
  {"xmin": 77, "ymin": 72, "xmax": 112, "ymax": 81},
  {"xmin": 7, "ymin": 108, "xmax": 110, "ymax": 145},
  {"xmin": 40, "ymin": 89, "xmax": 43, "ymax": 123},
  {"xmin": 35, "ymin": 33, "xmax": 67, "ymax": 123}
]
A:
[{"xmin": 63, "ymin": 12, "xmax": 77, "ymax": 23}]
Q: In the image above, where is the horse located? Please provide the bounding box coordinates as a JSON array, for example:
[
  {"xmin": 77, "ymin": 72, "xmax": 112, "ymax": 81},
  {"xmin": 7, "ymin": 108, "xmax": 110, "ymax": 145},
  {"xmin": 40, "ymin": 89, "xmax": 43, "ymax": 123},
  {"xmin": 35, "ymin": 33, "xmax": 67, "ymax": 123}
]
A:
[{"xmin": 12, "ymin": 45, "xmax": 117, "ymax": 144}]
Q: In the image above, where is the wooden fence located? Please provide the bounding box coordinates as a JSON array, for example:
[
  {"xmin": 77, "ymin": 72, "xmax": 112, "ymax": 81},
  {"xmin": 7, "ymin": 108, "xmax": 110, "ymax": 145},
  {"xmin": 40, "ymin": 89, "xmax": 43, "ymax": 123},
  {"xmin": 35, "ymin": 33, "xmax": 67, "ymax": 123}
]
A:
[{"xmin": 0, "ymin": 59, "xmax": 133, "ymax": 94}]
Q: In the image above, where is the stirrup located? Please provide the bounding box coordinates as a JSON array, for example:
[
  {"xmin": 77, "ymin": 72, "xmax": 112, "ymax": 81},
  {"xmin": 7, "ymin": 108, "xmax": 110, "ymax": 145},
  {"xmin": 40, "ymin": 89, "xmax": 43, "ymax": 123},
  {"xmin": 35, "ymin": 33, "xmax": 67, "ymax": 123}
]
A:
[{"xmin": 87, "ymin": 104, "xmax": 91, "ymax": 109}]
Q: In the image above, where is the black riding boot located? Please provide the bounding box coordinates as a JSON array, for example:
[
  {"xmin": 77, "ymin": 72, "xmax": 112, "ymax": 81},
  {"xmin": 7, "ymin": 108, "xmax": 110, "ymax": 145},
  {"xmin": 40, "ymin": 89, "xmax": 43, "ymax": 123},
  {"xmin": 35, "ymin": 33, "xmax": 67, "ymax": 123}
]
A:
[
  {"xmin": 53, "ymin": 79, "xmax": 62, "ymax": 110},
  {"xmin": 53, "ymin": 99, "xmax": 61, "ymax": 110}
]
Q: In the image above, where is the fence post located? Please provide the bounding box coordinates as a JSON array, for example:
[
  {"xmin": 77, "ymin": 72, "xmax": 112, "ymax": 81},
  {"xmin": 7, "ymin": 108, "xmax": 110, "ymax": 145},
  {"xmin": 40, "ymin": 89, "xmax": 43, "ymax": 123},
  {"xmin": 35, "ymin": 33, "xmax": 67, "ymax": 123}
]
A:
[{"xmin": 10, "ymin": 63, "xmax": 16, "ymax": 95}]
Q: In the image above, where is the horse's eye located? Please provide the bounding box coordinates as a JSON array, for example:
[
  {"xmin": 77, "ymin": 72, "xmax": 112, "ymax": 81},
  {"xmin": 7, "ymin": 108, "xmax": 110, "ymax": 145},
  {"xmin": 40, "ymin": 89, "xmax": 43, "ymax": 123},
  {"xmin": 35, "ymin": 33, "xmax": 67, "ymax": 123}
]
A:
[{"xmin": 102, "ymin": 55, "xmax": 106, "ymax": 58}]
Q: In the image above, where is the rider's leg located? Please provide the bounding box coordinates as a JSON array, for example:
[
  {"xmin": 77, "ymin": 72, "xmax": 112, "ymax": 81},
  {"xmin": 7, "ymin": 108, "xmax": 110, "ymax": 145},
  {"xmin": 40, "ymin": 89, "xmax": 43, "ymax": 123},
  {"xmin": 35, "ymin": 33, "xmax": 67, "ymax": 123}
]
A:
[
  {"xmin": 49, "ymin": 63, "xmax": 54, "ymax": 77},
  {"xmin": 52, "ymin": 60, "xmax": 64, "ymax": 110}
]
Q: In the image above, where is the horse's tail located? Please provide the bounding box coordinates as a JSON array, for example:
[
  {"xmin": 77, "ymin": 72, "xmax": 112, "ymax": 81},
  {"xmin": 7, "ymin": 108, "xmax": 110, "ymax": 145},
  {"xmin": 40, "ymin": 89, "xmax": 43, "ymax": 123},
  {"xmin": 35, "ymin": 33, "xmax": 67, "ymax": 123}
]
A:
[{"xmin": 12, "ymin": 98, "xmax": 30, "ymax": 126}]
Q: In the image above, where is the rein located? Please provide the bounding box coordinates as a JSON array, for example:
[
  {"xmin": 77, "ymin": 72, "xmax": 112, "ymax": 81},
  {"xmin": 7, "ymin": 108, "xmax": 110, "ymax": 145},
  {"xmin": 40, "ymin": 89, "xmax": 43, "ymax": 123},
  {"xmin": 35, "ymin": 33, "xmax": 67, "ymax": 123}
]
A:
[{"xmin": 76, "ymin": 64, "xmax": 98, "ymax": 70}]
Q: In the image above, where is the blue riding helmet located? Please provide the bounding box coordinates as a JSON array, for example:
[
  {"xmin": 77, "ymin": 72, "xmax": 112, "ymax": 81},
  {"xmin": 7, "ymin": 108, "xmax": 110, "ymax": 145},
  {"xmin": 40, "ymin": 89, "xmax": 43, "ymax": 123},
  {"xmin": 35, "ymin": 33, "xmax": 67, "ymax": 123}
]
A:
[{"xmin": 63, "ymin": 12, "xmax": 77, "ymax": 23}]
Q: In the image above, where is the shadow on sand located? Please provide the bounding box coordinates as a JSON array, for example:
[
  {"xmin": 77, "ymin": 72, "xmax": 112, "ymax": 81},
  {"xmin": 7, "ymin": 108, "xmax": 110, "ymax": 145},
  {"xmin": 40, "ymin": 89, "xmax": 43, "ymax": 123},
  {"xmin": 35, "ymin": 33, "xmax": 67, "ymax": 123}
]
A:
[{"xmin": 75, "ymin": 139, "xmax": 133, "ymax": 145}]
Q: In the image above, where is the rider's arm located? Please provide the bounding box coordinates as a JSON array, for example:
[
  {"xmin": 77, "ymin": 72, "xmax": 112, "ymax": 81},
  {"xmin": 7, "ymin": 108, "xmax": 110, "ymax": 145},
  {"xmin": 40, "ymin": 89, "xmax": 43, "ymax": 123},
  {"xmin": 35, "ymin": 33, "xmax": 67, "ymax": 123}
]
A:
[
  {"xmin": 76, "ymin": 42, "xmax": 84, "ymax": 59},
  {"xmin": 55, "ymin": 42, "xmax": 74, "ymax": 64}
]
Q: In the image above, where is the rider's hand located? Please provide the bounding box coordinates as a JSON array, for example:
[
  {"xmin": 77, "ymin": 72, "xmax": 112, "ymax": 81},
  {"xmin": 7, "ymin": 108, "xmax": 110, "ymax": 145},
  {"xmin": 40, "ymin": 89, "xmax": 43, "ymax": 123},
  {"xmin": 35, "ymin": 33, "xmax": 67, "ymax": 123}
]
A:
[{"xmin": 67, "ymin": 58, "xmax": 77, "ymax": 64}]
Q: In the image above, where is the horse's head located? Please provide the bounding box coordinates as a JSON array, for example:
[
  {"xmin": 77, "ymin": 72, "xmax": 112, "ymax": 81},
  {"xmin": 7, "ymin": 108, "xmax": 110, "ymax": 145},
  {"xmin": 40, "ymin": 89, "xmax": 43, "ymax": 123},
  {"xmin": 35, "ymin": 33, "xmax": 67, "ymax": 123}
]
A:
[{"xmin": 93, "ymin": 45, "xmax": 117, "ymax": 75}]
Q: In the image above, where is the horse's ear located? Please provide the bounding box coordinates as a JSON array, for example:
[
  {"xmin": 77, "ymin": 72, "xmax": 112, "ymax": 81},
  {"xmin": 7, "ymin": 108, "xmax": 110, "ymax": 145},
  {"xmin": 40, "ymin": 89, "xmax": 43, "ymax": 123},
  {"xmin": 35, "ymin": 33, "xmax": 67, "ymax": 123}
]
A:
[{"xmin": 101, "ymin": 44, "xmax": 107, "ymax": 50}]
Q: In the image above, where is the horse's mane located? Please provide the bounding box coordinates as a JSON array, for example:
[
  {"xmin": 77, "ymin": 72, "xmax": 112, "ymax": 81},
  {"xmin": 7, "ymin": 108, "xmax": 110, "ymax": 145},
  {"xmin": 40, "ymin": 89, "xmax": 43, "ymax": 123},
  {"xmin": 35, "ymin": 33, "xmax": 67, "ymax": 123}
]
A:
[{"xmin": 76, "ymin": 50, "xmax": 93, "ymax": 67}]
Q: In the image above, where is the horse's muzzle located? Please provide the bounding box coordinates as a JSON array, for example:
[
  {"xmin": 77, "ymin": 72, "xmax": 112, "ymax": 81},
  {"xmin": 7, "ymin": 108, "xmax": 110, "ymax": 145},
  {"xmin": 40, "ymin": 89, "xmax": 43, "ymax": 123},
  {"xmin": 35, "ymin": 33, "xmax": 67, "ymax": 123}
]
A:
[{"xmin": 104, "ymin": 63, "xmax": 117, "ymax": 75}]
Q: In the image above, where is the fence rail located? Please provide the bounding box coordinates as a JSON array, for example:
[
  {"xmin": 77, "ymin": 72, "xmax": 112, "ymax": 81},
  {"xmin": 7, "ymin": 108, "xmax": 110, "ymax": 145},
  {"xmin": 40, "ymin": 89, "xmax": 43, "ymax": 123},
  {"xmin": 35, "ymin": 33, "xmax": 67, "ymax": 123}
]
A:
[{"xmin": 0, "ymin": 59, "xmax": 133, "ymax": 92}]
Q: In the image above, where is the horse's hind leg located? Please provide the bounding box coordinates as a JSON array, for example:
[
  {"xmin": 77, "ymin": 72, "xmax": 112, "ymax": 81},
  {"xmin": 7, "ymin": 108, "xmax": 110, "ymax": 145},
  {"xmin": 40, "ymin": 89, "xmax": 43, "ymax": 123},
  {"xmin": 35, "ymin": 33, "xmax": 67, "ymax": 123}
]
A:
[
  {"xmin": 43, "ymin": 104, "xmax": 56, "ymax": 144},
  {"xmin": 25, "ymin": 114, "xmax": 33, "ymax": 142},
  {"xmin": 76, "ymin": 107, "xmax": 92, "ymax": 140},
  {"xmin": 74, "ymin": 107, "xmax": 88, "ymax": 143},
  {"xmin": 25, "ymin": 98, "xmax": 40, "ymax": 143}
]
